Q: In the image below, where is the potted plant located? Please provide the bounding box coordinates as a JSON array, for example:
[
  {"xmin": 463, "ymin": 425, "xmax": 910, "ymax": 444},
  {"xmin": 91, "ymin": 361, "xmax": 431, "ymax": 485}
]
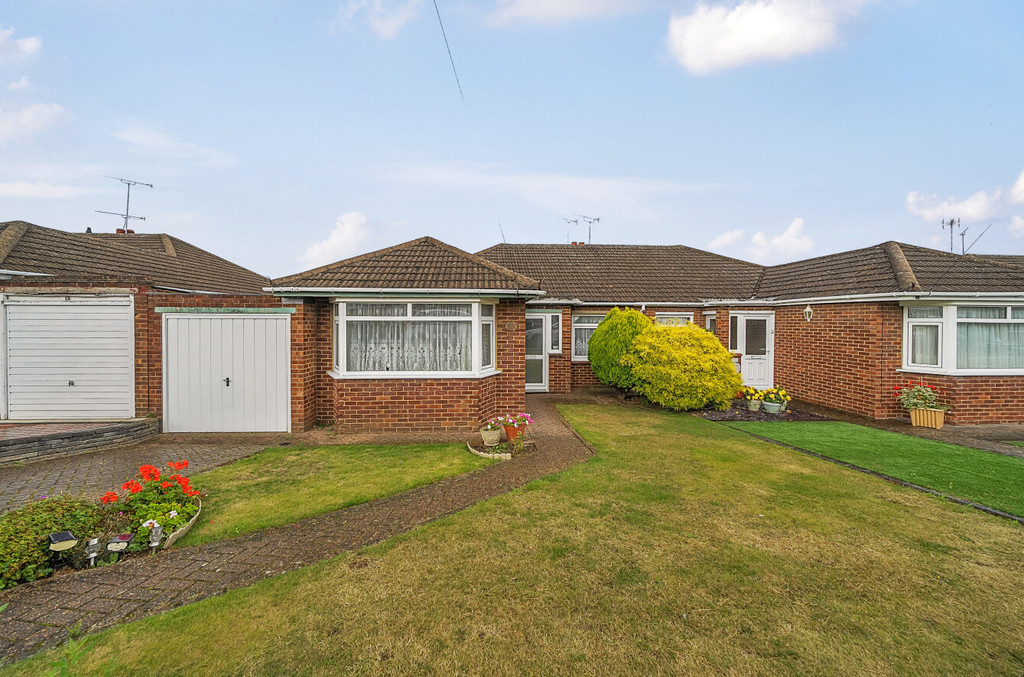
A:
[
  {"xmin": 895, "ymin": 382, "xmax": 949, "ymax": 429},
  {"xmin": 761, "ymin": 386, "xmax": 792, "ymax": 414},
  {"xmin": 480, "ymin": 418, "xmax": 503, "ymax": 447},
  {"xmin": 498, "ymin": 412, "xmax": 532, "ymax": 443},
  {"xmin": 741, "ymin": 386, "xmax": 763, "ymax": 412}
]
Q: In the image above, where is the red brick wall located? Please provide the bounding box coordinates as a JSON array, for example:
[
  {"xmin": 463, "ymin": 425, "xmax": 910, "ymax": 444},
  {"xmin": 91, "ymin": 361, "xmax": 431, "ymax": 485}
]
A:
[{"xmin": 327, "ymin": 298, "xmax": 527, "ymax": 433}]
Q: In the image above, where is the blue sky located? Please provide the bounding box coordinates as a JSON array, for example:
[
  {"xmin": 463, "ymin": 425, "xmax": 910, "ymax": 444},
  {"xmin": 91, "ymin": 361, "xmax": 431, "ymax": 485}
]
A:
[{"xmin": 1, "ymin": 0, "xmax": 1022, "ymax": 278}]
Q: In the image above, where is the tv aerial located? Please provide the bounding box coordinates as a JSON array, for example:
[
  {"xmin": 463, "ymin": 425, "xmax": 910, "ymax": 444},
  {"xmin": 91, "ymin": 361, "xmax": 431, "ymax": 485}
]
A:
[{"xmin": 96, "ymin": 176, "xmax": 152, "ymax": 231}]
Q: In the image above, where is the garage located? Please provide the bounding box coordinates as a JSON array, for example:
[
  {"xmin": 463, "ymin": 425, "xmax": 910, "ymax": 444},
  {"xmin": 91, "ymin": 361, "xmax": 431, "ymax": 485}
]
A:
[
  {"xmin": 2, "ymin": 295, "xmax": 135, "ymax": 420},
  {"xmin": 162, "ymin": 311, "xmax": 291, "ymax": 432}
]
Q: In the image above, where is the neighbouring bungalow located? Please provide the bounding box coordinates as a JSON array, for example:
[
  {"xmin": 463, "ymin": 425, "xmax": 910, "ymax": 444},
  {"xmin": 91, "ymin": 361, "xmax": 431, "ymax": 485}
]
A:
[{"xmin": 2, "ymin": 220, "xmax": 1023, "ymax": 433}]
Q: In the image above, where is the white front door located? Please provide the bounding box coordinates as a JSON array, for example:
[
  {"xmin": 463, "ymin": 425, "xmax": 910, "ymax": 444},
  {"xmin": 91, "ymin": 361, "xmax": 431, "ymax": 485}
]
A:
[
  {"xmin": 731, "ymin": 312, "xmax": 774, "ymax": 389},
  {"xmin": 3, "ymin": 296, "xmax": 135, "ymax": 419},
  {"xmin": 525, "ymin": 315, "xmax": 548, "ymax": 392},
  {"xmin": 163, "ymin": 313, "xmax": 291, "ymax": 432}
]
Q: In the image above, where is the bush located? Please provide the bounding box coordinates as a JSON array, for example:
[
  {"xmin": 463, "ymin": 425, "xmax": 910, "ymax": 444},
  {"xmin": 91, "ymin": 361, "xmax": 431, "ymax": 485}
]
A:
[
  {"xmin": 587, "ymin": 307, "xmax": 652, "ymax": 389},
  {"xmin": 622, "ymin": 323, "xmax": 742, "ymax": 411},
  {"xmin": 0, "ymin": 495, "xmax": 103, "ymax": 589}
]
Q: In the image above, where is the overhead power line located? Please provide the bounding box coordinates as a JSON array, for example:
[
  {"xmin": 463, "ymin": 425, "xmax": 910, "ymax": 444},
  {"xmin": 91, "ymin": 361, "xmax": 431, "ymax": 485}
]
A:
[{"xmin": 432, "ymin": 0, "xmax": 465, "ymax": 105}]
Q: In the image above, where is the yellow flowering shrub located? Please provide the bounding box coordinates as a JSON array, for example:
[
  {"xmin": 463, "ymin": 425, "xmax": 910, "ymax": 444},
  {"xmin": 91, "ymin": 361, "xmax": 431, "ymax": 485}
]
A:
[{"xmin": 622, "ymin": 324, "xmax": 742, "ymax": 411}]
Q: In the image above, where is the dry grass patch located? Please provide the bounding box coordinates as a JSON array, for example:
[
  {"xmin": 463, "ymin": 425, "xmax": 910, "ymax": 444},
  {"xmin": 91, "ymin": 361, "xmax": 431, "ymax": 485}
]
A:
[{"xmin": 5, "ymin": 405, "xmax": 1024, "ymax": 675}]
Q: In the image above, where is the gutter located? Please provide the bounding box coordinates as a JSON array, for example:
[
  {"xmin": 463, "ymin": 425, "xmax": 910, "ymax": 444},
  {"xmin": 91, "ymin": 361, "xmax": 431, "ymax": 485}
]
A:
[
  {"xmin": 265, "ymin": 286, "xmax": 546, "ymax": 298},
  {"xmin": 0, "ymin": 269, "xmax": 53, "ymax": 280},
  {"xmin": 528, "ymin": 291, "xmax": 1024, "ymax": 308}
]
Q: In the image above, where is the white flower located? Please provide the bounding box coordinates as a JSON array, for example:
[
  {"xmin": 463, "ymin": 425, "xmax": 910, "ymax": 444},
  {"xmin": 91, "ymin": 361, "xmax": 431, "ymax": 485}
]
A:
[
  {"xmin": 143, "ymin": 519, "xmax": 160, "ymax": 529},
  {"xmin": 168, "ymin": 510, "xmax": 178, "ymax": 519}
]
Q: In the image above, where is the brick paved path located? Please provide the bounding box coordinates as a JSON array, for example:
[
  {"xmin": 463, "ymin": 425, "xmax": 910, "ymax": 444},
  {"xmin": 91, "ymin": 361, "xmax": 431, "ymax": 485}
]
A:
[
  {"xmin": 0, "ymin": 395, "xmax": 593, "ymax": 665},
  {"xmin": 0, "ymin": 436, "xmax": 276, "ymax": 513}
]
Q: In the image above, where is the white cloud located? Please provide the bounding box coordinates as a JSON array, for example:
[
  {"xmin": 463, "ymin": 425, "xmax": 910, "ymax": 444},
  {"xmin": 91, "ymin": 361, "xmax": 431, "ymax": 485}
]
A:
[
  {"xmin": 298, "ymin": 212, "xmax": 371, "ymax": 269},
  {"xmin": 905, "ymin": 188, "xmax": 1004, "ymax": 223},
  {"xmin": 0, "ymin": 25, "xmax": 41, "ymax": 63},
  {"xmin": 333, "ymin": 0, "xmax": 423, "ymax": 39},
  {"xmin": 707, "ymin": 217, "xmax": 814, "ymax": 264},
  {"xmin": 667, "ymin": 0, "xmax": 871, "ymax": 75},
  {"xmin": 707, "ymin": 229, "xmax": 744, "ymax": 249},
  {"xmin": 114, "ymin": 126, "xmax": 233, "ymax": 167},
  {"xmin": 0, "ymin": 180, "xmax": 93, "ymax": 199},
  {"xmin": 488, "ymin": 0, "xmax": 637, "ymax": 24},
  {"xmin": 1011, "ymin": 167, "xmax": 1024, "ymax": 205},
  {"xmin": 7, "ymin": 75, "xmax": 31, "ymax": 91},
  {"xmin": 386, "ymin": 162, "xmax": 706, "ymax": 216},
  {"xmin": 0, "ymin": 103, "xmax": 65, "ymax": 144},
  {"xmin": 1009, "ymin": 215, "xmax": 1024, "ymax": 238}
]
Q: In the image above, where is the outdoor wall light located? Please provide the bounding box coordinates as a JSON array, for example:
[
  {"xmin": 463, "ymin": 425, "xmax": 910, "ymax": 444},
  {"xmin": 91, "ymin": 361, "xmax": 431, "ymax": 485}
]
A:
[
  {"xmin": 47, "ymin": 531, "xmax": 78, "ymax": 552},
  {"xmin": 803, "ymin": 305, "xmax": 814, "ymax": 322},
  {"xmin": 106, "ymin": 533, "xmax": 133, "ymax": 554},
  {"xmin": 85, "ymin": 538, "xmax": 102, "ymax": 567}
]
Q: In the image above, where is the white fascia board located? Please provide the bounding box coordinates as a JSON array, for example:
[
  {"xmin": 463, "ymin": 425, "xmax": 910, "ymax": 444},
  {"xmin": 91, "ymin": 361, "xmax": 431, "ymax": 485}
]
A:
[
  {"xmin": 715, "ymin": 292, "xmax": 1024, "ymax": 307},
  {"xmin": 266, "ymin": 286, "xmax": 545, "ymax": 297},
  {"xmin": 0, "ymin": 269, "xmax": 52, "ymax": 278}
]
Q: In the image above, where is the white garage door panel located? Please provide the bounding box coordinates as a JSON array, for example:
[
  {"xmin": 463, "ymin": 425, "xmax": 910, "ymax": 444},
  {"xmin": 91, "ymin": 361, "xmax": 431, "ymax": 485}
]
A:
[
  {"xmin": 164, "ymin": 314, "xmax": 290, "ymax": 432},
  {"xmin": 5, "ymin": 300, "xmax": 134, "ymax": 419}
]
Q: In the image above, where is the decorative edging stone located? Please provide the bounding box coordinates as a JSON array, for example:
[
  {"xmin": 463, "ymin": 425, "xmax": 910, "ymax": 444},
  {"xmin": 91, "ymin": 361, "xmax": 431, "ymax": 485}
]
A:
[
  {"xmin": 0, "ymin": 419, "xmax": 161, "ymax": 467},
  {"xmin": 466, "ymin": 441, "xmax": 511, "ymax": 461},
  {"xmin": 163, "ymin": 499, "xmax": 202, "ymax": 549}
]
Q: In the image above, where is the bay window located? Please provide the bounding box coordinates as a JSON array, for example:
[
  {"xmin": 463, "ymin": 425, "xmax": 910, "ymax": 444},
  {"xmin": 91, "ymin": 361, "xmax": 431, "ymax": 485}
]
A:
[
  {"xmin": 903, "ymin": 304, "xmax": 1024, "ymax": 373},
  {"xmin": 333, "ymin": 300, "xmax": 497, "ymax": 377}
]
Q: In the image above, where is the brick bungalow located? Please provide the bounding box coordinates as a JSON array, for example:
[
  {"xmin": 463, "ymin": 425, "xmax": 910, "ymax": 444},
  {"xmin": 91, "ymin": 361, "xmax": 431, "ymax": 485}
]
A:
[{"xmin": 479, "ymin": 240, "xmax": 1024, "ymax": 425}]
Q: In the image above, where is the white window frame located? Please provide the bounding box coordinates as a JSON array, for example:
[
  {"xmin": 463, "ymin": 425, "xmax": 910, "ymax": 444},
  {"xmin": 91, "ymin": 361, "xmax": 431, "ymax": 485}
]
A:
[
  {"xmin": 526, "ymin": 309, "xmax": 562, "ymax": 354},
  {"xmin": 572, "ymin": 314, "xmax": 605, "ymax": 362},
  {"xmin": 901, "ymin": 303, "xmax": 1024, "ymax": 375},
  {"xmin": 331, "ymin": 299, "xmax": 500, "ymax": 379},
  {"xmin": 654, "ymin": 312, "xmax": 693, "ymax": 326},
  {"xmin": 705, "ymin": 311, "xmax": 716, "ymax": 334}
]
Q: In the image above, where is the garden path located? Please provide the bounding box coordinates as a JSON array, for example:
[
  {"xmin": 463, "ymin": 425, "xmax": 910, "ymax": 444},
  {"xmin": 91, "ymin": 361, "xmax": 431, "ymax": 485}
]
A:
[{"xmin": 0, "ymin": 395, "xmax": 593, "ymax": 665}]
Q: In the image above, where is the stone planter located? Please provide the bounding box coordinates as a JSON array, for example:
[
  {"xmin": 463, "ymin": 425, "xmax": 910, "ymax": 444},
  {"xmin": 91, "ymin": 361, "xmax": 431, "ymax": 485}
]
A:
[
  {"xmin": 163, "ymin": 500, "xmax": 202, "ymax": 549},
  {"xmin": 763, "ymin": 401, "xmax": 783, "ymax": 414},
  {"xmin": 481, "ymin": 427, "xmax": 502, "ymax": 447},
  {"xmin": 910, "ymin": 407, "xmax": 945, "ymax": 430},
  {"xmin": 746, "ymin": 399, "xmax": 762, "ymax": 412}
]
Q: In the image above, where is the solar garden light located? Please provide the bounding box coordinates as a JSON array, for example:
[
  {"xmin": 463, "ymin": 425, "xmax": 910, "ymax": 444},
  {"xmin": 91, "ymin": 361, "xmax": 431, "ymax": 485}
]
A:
[
  {"xmin": 148, "ymin": 524, "xmax": 164, "ymax": 552},
  {"xmin": 106, "ymin": 533, "xmax": 133, "ymax": 561},
  {"xmin": 47, "ymin": 531, "xmax": 78, "ymax": 568},
  {"xmin": 85, "ymin": 538, "xmax": 102, "ymax": 567}
]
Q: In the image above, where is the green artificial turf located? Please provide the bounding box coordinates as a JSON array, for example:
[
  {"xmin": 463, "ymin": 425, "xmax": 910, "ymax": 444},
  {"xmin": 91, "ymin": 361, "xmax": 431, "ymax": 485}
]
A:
[{"xmin": 728, "ymin": 421, "xmax": 1024, "ymax": 517}]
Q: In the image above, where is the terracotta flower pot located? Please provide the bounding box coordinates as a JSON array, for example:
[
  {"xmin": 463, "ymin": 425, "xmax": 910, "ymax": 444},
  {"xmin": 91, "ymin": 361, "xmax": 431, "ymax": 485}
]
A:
[{"xmin": 503, "ymin": 424, "xmax": 524, "ymax": 443}]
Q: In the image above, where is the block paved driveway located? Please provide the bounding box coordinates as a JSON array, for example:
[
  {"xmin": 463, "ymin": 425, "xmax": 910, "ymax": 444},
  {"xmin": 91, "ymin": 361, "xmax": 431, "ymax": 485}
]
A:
[{"xmin": 0, "ymin": 395, "xmax": 595, "ymax": 665}]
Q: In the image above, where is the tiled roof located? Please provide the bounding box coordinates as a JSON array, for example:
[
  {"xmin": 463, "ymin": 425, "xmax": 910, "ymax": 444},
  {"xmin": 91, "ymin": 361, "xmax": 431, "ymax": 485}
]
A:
[
  {"xmin": 0, "ymin": 221, "xmax": 270, "ymax": 294},
  {"xmin": 899, "ymin": 244, "xmax": 1024, "ymax": 294},
  {"xmin": 754, "ymin": 243, "xmax": 905, "ymax": 299},
  {"xmin": 272, "ymin": 236, "xmax": 540, "ymax": 292},
  {"xmin": 477, "ymin": 243, "xmax": 763, "ymax": 303}
]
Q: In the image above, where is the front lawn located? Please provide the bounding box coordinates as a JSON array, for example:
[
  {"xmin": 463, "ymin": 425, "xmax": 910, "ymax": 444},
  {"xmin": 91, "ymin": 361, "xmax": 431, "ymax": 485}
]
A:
[
  {"xmin": 178, "ymin": 443, "xmax": 496, "ymax": 546},
  {"xmin": 728, "ymin": 421, "xmax": 1024, "ymax": 517},
  {"xmin": 4, "ymin": 405, "xmax": 1024, "ymax": 675}
]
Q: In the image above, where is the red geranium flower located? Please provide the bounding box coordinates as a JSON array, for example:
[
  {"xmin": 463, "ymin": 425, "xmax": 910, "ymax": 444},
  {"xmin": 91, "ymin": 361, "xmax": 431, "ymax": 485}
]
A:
[
  {"xmin": 100, "ymin": 491, "xmax": 119, "ymax": 504},
  {"xmin": 121, "ymin": 480, "xmax": 143, "ymax": 494},
  {"xmin": 138, "ymin": 464, "xmax": 161, "ymax": 482},
  {"xmin": 161, "ymin": 481, "xmax": 174, "ymax": 489}
]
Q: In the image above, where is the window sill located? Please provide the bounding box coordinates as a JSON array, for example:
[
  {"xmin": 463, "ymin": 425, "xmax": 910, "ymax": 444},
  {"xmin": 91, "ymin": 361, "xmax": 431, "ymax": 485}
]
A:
[
  {"xmin": 328, "ymin": 368, "xmax": 502, "ymax": 380},
  {"xmin": 898, "ymin": 367, "xmax": 1024, "ymax": 377}
]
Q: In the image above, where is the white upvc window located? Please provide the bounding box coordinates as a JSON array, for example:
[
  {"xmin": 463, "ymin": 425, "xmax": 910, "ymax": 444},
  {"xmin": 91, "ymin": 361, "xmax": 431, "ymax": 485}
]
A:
[
  {"xmin": 705, "ymin": 311, "xmax": 717, "ymax": 334},
  {"xmin": 572, "ymin": 314, "xmax": 605, "ymax": 361},
  {"xmin": 902, "ymin": 303, "xmax": 1024, "ymax": 374},
  {"xmin": 333, "ymin": 300, "xmax": 498, "ymax": 378},
  {"xmin": 654, "ymin": 312, "xmax": 693, "ymax": 326},
  {"xmin": 549, "ymin": 312, "xmax": 562, "ymax": 353}
]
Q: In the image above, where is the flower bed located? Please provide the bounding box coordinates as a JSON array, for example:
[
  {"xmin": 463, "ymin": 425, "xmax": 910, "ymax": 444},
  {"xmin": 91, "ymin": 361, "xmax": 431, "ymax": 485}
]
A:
[{"xmin": 0, "ymin": 459, "xmax": 202, "ymax": 590}]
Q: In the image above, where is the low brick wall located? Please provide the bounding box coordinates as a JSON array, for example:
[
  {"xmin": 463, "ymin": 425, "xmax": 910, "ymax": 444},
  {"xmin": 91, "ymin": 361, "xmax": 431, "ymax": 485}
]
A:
[{"xmin": 0, "ymin": 419, "xmax": 160, "ymax": 466}]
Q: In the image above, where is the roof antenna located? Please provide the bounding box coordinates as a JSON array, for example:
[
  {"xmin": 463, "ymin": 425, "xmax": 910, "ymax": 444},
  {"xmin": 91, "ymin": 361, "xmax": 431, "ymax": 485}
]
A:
[
  {"xmin": 498, "ymin": 219, "xmax": 506, "ymax": 243},
  {"xmin": 941, "ymin": 217, "xmax": 961, "ymax": 253},
  {"xmin": 96, "ymin": 176, "xmax": 152, "ymax": 233},
  {"xmin": 574, "ymin": 214, "xmax": 600, "ymax": 244}
]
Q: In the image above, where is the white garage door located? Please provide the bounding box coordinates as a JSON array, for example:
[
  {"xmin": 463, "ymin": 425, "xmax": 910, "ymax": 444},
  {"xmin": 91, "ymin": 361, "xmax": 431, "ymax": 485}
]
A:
[
  {"xmin": 3, "ymin": 296, "xmax": 135, "ymax": 420},
  {"xmin": 163, "ymin": 313, "xmax": 291, "ymax": 432}
]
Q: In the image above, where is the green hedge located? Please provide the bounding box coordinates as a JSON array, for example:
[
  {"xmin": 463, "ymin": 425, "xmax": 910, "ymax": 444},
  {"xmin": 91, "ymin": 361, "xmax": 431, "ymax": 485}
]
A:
[
  {"xmin": 587, "ymin": 307, "xmax": 652, "ymax": 389},
  {"xmin": 622, "ymin": 323, "xmax": 742, "ymax": 411}
]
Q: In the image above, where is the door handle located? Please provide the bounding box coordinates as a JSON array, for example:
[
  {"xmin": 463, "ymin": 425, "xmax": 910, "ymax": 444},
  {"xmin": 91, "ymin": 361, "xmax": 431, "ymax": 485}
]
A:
[
  {"xmin": 223, "ymin": 377, "xmax": 231, "ymax": 387},
  {"xmin": 68, "ymin": 380, "xmax": 75, "ymax": 386}
]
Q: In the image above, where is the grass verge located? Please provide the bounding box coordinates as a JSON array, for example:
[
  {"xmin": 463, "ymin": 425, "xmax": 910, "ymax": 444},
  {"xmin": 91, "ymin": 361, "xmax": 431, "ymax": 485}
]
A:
[
  {"xmin": 178, "ymin": 443, "xmax": 495, "ymax": 546},
  {"xmin": 727, "ymin": 421, "xmax": 1024, "ymax": 517},
  {"xmin": 4, "ymin": 405, "xmax": 1024, "ymax": 675}
]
